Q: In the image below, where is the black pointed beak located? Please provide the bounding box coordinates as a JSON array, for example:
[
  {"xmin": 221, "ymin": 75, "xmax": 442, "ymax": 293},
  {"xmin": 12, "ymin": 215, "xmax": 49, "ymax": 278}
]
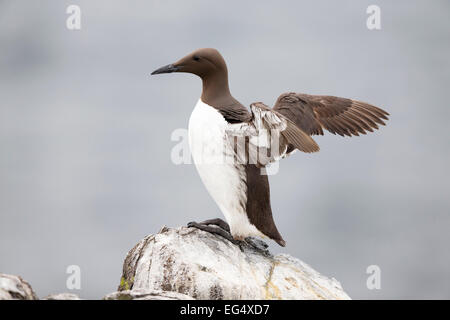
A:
[{"xmin": 151, "ymin": 64, "xmax": 179, "ymax": 75}]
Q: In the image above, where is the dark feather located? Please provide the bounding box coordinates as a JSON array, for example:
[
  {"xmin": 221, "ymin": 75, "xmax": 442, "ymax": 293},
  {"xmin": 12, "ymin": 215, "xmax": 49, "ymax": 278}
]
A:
[{"xmin": 273, "ymin": 92, "xmax": 389, "ymax": 137}]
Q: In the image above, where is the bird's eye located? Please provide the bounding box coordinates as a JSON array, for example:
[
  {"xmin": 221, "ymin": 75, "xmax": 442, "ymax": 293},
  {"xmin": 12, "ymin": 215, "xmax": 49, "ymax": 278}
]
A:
[{"xmin": 193, "ymin": 55, "xmax": 200, "ymax": 61}]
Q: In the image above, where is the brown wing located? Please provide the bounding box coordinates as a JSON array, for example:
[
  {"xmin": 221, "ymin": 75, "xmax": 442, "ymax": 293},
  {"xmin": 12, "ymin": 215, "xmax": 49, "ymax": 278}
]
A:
[
  {"xmin": 273, "ymin": 92, "xmax": 389, "ymax": 137},
  {"xmin": 250, "ymin": 102, "xmax": 320, "ymax": 154}
]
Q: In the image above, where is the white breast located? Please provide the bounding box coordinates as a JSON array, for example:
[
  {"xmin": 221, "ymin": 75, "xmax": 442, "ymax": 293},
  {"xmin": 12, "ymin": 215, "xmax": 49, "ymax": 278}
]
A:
[{"xmin": 188, "ymin": 99, "xmax": 265, "ymax": 239}]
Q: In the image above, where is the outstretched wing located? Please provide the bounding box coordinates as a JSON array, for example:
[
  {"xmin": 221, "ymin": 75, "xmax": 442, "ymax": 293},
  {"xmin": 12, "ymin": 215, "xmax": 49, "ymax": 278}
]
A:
[
  {"xmin": 226, "ymin": 102, "xmax": 319, "ymax": 167},
  {"xmin": 273, "ymin": 92, "xmax": 389, "ymax": 137}
]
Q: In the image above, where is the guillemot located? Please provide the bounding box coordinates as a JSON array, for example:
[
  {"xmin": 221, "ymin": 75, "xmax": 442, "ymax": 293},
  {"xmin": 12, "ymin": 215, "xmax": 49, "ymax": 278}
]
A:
[{"xmin": 151, "ymin": 48, "xmax": 389, "ymax": 247}]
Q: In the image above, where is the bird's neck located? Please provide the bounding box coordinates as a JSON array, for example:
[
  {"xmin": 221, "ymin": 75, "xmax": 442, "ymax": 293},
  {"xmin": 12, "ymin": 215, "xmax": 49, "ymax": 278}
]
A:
[{"xmin": 200, "ymin": 71, "xmax": 234, "ymax": 107}]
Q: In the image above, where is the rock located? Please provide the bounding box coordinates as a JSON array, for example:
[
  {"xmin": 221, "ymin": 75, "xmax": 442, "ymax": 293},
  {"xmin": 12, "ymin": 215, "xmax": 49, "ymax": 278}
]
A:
[
  {"xmin": 118, "ymin": 226, "xmax": 351, "ymax": 300},
  {"xmin": 43, "ymin": 293, "xmax": 81, "ymax": 300},
  {"xmin": 104, "ymin": 289, "xmax": 194, "ymax": 300},
  {"xmin": 0, "ymin": 273, "xmax": 37, "ymax": 300}
]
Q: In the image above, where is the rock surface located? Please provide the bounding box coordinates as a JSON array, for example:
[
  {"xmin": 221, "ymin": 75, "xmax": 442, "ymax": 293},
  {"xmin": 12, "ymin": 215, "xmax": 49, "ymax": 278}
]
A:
[
  {"xmin": 104, "ymin": 289, "xmax": 194, "ymax": 300},
  {"xmin": 43, "ymin": 293, "xmax": 81, "ymax": 300},
  {"xmin": 118, "ymin": 226, "xmax": 350, "ymax": 300},
  {"xmin": 0, "ymin": 273, "xmax": 37, "ymax": 300}
]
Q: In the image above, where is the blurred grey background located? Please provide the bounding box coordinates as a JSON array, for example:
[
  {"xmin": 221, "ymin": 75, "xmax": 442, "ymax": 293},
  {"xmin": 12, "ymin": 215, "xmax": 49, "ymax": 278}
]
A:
[{"xmin": 1, "ymin": 0, "xmax": 449, "ymax": 299}]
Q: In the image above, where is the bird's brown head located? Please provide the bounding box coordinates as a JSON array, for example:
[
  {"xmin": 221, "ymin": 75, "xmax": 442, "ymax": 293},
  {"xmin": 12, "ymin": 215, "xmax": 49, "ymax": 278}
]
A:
[
  {"xmin": 151, "ymin": 48, "xmax": 227, "ymax": 79},
  {"xmin": 151, "ymin": 48, "xmax": 232, "ymax": 105}
]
